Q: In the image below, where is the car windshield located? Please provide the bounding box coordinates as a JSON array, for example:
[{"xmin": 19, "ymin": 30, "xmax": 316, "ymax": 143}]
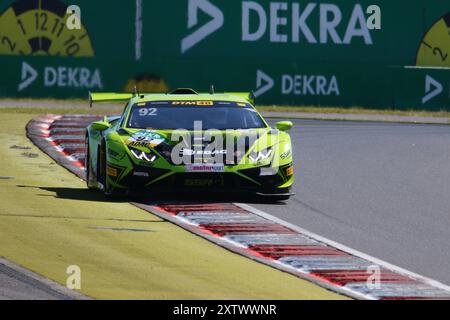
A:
[{"xmin": 126, "ymin": 100, "xmax": 267, "ymax": 130}]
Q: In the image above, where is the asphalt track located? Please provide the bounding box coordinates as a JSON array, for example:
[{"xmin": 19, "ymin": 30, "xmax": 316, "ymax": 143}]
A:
[
  {"xmin": 0, "ymin": 258, "xmax": 86, "ymax": 300},
  {"xmin": 0, "ymin": 261, "xmax": 68, "ymax": 300},
  {"xmin": 258, "ymin": 118, "xmax": 450, "ymax": 285}
]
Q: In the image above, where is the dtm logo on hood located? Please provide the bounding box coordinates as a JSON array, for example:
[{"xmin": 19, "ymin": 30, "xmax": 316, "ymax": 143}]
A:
[{"xmin": 18, "ymin": 61, "xmax": 103, "ymax": 92}]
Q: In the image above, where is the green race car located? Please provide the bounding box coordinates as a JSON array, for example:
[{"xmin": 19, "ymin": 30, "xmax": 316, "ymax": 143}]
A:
[{"xmin": 85, "ymin": 88, "xmax": 295, "ymax": 200}]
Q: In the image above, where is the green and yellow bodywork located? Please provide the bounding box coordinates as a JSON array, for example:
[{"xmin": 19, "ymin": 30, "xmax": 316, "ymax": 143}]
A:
[{"xmin": 86, "ymin": 90, "xmax": 294, "ymax": 200}]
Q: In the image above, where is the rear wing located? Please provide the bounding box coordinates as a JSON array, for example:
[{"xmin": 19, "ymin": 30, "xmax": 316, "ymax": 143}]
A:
[
  {"xmin": 89, "ymin": 90, "xmax": 256, "ymax": 108},
  {"xmin": 89, "ymin": 92, "xmax": 134, "ymax": 108},
  {"xmin": 224, "ymin": 92, "xmax": 256, "ymax": 105}
]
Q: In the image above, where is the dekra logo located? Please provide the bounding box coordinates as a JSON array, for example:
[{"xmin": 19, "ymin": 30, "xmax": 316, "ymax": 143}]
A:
[
  {"xmin": 18, "ymin": 62, "xmax": 103, "ymax": 91},
  {"xmin": 181, "ymin": 0, "xmax": 378, "ymax": 53}
]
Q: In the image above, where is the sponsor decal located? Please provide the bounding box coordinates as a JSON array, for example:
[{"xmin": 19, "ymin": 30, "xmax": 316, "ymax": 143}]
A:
[
  {"xmin": 133, "ymin": 171, "xmax": 149, "ymax": 177},
  {"xmin": 181, "ymin": 1, "xmax": 377, "ymax": 53},
  {"xmin": 241, "ymin": 2, "xmax": 373, "ymax": 45},
  {"xmin": 181, "ymin": 148, "xmax": 227, "ymax": 156},
  {"xmin": 186, "ymin": 163, "xmax": 225, "ymax": 172},
  {"xmin": 44, "ymin": 65, "xmax": 102, "ymax": 88},
  {"xmin": 17, "ymin": 62, "xmax": 103, "ymax": 91},
  {"xmin": 184, "ymin": 178, "xmax": 215, "ymax": 187},
  {"xmin": 280, "ymin": 149, "xmax": 291, "ymax": 160},
  {"xmin": 282, "ymin": 74, "xmax": 340, "ymax": 96},
  {"xmin": 254, "ymin": 69, "xmax": 340, "ymax": 97},
  {"xmin": 126, "ymin": 130, "xmax": 165, "ymax": 148}
]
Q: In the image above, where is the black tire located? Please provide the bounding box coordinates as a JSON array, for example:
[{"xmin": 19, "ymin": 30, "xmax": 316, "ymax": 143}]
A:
[
  {"xmin": 85, "ymin": 135, "xmax": 95, "ymax": 189},
  {"xmin": 98, "ymin": 141, "xmax": 107, "ymax": 189},
  {"xmin": 99, "ymin": 140, "xmax": 118, "ymax": 198}
]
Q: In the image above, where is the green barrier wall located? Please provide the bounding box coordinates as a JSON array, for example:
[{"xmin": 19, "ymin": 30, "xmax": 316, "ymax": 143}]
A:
[{"xmin": 0, "ymin": 0, "xmax": 449, "ymax": 110}]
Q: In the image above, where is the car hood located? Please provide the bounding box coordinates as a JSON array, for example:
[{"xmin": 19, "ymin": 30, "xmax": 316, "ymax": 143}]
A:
[{"xmin": 116, "ymin": 127, "xmax": 288, "ymax": 163}]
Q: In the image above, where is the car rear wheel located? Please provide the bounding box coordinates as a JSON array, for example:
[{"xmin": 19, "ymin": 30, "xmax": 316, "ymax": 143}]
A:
[
  {"xmin": 98, "ymin": 140, "xmax": 119, "ymax": 198},
  {"xmin": 85, "ymin": 135, "xmax": 95, "ymax": 189}
]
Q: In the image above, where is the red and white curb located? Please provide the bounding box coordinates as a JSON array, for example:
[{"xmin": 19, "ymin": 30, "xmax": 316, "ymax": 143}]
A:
[
  {"xmin": 141, "ymin": 203, "xmax": 450, "ymax": 300},
  {"xmin": 27, "ymin": 114, "xmax": 103, "ymax": 179},
  {"xmin": 27, "ymin": 114, "xmax": 450, "ymax": 300}
]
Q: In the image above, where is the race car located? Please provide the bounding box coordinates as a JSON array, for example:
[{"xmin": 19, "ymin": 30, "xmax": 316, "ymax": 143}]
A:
[{"xmin": 85, "ymin": 88, "xmax": 294, "ymax": 200}]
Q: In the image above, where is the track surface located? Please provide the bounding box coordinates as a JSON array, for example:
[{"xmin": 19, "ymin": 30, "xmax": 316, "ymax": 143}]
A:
[{"xmin": 259, "ymin": 119, "xmax": 450, "ymax": 285}]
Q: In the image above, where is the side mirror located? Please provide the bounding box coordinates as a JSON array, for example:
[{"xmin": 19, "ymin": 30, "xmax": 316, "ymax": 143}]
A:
[
  {"xmin": 276, "ymin": 121, "xmax": 293, "ymax": 131},
  {"xmin": 91, "ymin": 121, "xmax": 111, "ymax": 131}
]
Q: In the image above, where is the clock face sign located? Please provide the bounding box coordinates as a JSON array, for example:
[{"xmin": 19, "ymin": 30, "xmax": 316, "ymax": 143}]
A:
[
  {"xmin": 416, "ymin": 12, "xmax": 450, "ymax": 68},
  {"xmin": 0, "ymin": 0, "xmax": 94, "ymax": 56}
]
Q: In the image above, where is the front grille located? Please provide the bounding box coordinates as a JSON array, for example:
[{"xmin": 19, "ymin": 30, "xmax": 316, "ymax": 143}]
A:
[{"xmin": 148, "ymin": 172, "xmax": 258, "ymax": 189}]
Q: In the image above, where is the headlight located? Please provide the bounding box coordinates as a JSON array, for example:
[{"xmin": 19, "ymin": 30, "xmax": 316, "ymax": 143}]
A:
[
  {"xmin": 248, "ymin": 147, "xmax": 273, "ymax": 163},
  {"xmin": 129, "ymin": 147, "xmax": 157, "ymax": 162}
]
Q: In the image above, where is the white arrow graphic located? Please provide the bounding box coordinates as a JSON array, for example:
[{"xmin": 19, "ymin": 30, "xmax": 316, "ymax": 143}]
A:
[
  {"xmin": 254, "ymin": 70, "xmax": 274, "ymax": 97},
  {"xmin": 18, "ymin": 62, "xmax": 38, "ymax": 92},
  {"xmin": 422, "ymin": 75, "xmax": 443, "ymax": 104},
  {"xmin": 181, "ymin": 0, "xmax": 224, "ymax": 53}
]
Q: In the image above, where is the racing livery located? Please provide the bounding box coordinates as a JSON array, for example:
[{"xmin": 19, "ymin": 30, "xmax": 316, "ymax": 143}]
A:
[{"xmin": 85, "ymin": 89, "xmax": 294, "ymax": 200}]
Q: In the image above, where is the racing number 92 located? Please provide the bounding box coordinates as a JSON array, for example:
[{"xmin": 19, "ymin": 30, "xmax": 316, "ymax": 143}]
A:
[{"xmin": 138, "ymin": 108, "xmax": 157, "ymax": 116}]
